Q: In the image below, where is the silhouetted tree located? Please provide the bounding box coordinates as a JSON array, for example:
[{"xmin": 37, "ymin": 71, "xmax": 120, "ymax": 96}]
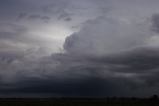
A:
[{"xmin": 150, "ymin": 94, "xmax": 158, "ymax": 100}]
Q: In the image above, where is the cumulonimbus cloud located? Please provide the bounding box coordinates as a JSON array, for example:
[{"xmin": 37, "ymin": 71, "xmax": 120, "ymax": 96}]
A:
[{"xmin": 1, "ymin": 0, "xmax": 159, "ymax": 97}]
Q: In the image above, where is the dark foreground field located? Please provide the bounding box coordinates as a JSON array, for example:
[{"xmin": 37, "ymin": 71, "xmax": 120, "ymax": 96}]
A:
[{"xmin": 0, "ymin": 98, "xmax": 159, "ymax": 106}]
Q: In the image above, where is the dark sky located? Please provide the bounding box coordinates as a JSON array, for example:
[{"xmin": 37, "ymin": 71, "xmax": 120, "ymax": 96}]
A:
[{"xmin": 1, "ymin": 0, "xmax": 159, "ymax": 97}]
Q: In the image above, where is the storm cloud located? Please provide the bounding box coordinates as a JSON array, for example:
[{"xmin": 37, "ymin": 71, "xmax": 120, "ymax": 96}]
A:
[{"xmin": 1, "ymin": 0, "xmax": 159, "ymax": 97}]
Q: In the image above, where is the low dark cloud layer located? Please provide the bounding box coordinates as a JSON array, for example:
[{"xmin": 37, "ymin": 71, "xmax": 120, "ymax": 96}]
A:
[{"xmin": 1, "ymin": 48, "xmax": 159, "ymax": 97}]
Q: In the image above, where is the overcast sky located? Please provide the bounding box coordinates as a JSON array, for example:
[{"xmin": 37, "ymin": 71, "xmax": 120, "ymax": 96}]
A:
[{"xmin": 1, "ymin": 0, "xmax": 159, "ymax": 97}]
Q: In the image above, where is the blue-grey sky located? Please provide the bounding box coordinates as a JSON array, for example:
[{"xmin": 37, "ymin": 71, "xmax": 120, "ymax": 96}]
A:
[{"xmin": 1, "ymin": 0, "xmax": 159, "ymax": 97}]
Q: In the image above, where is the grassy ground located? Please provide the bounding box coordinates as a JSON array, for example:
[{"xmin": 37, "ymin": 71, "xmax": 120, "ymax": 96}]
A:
[{"xmin": 0, "ymin": 98, "xmax": 159, "ymax": 106}]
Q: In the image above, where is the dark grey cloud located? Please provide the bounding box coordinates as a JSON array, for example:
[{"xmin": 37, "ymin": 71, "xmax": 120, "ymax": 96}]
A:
[
  {"xmin": 0, "ymin": 77, "xmax": 119, "ymax": 97},
  {"xmin": 17, "ymin": 13, "xmax": 51, "ymax": 23},
  {"xmin": 1, "ymin": 47, "xmax": 159, "ymax": 97},
  {"xmin": 0, "ymin": 68, "xmax": 144, "ymax": 97},
  {"xmin": 58, "ymin": 12, "xmax": 72, "ymax": 22},
  {"xmin": 17, "ymin": 13, "xmax": 28, "ymax": 20},
  {"xmin": 151, "ymin": 14, "xmax": 159, "ymax": 33},
  {"xmin": 1, "ymin": 0, "xmax": 159, "ymax": 97},
  {"xmin": 27, "ymin": 14, "xmax": 50, "ymax": 23}
]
